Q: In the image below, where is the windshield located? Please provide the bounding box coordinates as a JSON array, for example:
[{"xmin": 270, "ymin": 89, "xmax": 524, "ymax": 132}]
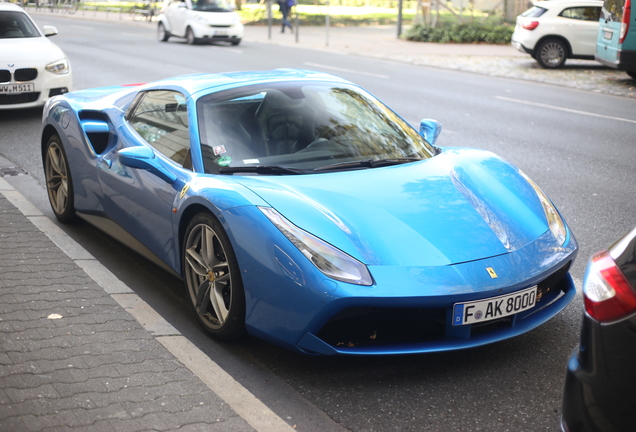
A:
[
  {"xmin": 191, "ymin": 0, "xmax": 233, "ymax": 12},
  {"xmin": 0, "ymin": 11, "xmax": 40, "ymax": 39},
  {"xmin": 196, "ymin": 81, "xmax": 437, "ymax": 174}
]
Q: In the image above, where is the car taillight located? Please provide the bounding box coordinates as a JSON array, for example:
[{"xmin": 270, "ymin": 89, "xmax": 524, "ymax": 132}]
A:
[
  {"xmin": 522, "ymin": 21, "xmax": 539, "ymax": 30},
  {"xmin": 620, "ymin": 0, "xmax": 631, "ymax": 44},
  {"xmin": 583, "ymin": 250, "xmax": 636, "ymax": 323}
]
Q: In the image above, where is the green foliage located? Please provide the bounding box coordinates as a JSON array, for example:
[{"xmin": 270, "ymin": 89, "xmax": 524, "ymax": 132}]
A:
[{"xmin": 404, "ymin": 23, "xmax": 513, "ymax": 44}]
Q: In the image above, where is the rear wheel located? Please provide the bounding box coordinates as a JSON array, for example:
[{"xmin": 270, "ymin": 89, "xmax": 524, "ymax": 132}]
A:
[
  {"xmin": 157, "ymin": 23, "xmax": 170, "ymax": 42},
  {"xmin": 536, "ymin": 39, "xmax": 567, "ymax": 69},
  {"xmin": 44, "ymin": 135, "xmax": 76, "ymax": 223},
  {"xmin": 186, "ymin": 27, "xmax": 198, "ymax": 45},
  {"xmin": 183, "ymin": 212, "xmax": 246, "ymax": 340}
]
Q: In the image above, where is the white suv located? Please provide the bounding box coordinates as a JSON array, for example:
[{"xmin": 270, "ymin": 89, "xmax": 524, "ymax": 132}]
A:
[
  {"xmin": 511, "ymin": 0, "xmax": 603, "ymax": 68},
  {"xmin": 157, "ymin": 0, "xmax": 243, "ymax": 46}
]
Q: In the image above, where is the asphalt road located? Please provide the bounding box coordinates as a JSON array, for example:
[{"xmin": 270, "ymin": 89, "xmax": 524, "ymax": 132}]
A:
[{"xmin": 2, "ymin": 13, "xmax": 636, "ymax": 432}]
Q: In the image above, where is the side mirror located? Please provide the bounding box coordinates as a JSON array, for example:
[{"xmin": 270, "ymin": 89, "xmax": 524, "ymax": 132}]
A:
[
  {"xmin": 43, "ymin": 25, "xmax": 58, "ymax": 37},
  {"xmin": 419, "ymin": 119, "xmax": 442, "ymax": 146},
  {"xmin": 119, "ymin": 146, "xmax": 177, "ymax": 183}
]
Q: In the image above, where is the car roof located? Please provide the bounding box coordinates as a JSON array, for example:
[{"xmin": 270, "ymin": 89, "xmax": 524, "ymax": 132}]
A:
[
  {"xmin": 0, "ymin": 3, "xmax": 27, "ymax": 12},
  {"xmin": 533, "ymin": 0, "xmax": 603, "ymax": 7},
  {"xmin": 156, "ymin": 69, "xmax": 353, "ymax": 98}
]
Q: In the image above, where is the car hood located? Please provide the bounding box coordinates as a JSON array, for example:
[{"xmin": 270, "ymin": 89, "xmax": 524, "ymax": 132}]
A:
[
  {"xmin": 233, "ymin": 149, "xmax": 552, "ymax": 267},
  {"xmin": 0, "ymin": 37, "xmax": 66, "ymax": 64}
]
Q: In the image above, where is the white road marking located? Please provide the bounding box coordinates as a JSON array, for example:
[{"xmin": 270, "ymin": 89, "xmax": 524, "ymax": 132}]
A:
[
  {"xmin": 70, "ymin": 25, "xmax": 94, "ymax": 31},
  {"xmin": 496, "ymin": 95, "xmax": 636, "ymax": 124},
  {"xmin": 304, "ymin": 62, "xmax": 389, "ymax": 79}
]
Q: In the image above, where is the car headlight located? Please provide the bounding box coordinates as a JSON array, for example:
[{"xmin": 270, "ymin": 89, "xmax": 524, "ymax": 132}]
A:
[
  {"xmin": 260, "ymin": 207, "xmax": 374, "ymax": 286},
  {"xmin": 45, "ymin": 58, "xmax": 69, "ymax": 75},
  {"xmin": 520, "ymin": 170, "xmax": 567, "ymax": 245}
]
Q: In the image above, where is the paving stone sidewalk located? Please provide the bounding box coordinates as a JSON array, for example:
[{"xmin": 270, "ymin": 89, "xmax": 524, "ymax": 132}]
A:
[{"xmin": 0, "ymin": 191, "xmax": 254, "ymax": 431}]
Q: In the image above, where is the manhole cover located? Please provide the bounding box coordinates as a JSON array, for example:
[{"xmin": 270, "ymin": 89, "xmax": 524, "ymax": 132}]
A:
[{"xmin": 0, "ymin": 166, "xmax": 27, "ymax": 177}]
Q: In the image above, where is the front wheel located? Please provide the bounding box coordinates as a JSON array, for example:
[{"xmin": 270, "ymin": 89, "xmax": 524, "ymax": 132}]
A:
[
  {"xmin": 183, "ymin": 212, "xmax": 246, "ymax": 340},
  {"xmin": 186, "ymin": 27, "xmax": 198, "ymax": 45},
  {"xmin": 535, "ymin": 39, "xmax": 567, "ymax": 69},
  {"xmin": 230, "ymin": 39, "xmax": 241, "ymax": 46},
  {"xmin": 44, "ymin": 135, "xmax": 76, "ymax": 223},
  {"xmin": 157, "ymin": 22, "xmax": 170, "ymax": 42}
]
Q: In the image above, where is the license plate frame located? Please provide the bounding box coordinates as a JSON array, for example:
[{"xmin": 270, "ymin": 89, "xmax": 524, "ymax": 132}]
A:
[
  {"xmin": 0, "ymin": 83, "xmax": 35, "ymax": 94},
  {"xmin": 603, "ymin": 30, "xmax": 613, "ymax": 40},
  {"xmin": 452, "ymin": 285, "xmax": 538, "ymax": 326}
]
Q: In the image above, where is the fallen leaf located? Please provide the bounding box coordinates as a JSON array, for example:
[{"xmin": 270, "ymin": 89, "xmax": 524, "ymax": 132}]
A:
[{"xmin": 47, "ymin": 314, "xmax": 63, "ymax": 320}]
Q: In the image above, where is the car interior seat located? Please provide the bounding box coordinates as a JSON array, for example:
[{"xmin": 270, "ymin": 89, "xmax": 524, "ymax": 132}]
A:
[{"xmin": 255, "ymin": 90, "xmax": 315, "ymax": 156}]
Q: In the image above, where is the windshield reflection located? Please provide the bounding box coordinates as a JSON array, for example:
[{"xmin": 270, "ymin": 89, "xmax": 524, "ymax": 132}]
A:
[{"xmin": 197, "ymin": 81, "xmax": 437, "ymax": 174}]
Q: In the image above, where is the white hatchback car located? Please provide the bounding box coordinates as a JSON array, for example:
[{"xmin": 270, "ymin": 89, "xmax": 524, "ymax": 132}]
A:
[
  {"xmin": 157, "ymin": 0, "xmax": 243, "ymax": 46},
  {"xmin": 0, "ymin": 3, "xmax": 72, "ymax": 109},
  {"xmin": 511, "ymin": 0, "xmax": 603, "ymax": 68}
]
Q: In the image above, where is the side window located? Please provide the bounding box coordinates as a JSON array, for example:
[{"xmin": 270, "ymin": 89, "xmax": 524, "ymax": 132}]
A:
[
  {"xmin": 128, "ymin": 90, "xmax": 192, "ymax": 169},
  {"xmin": 560, "ymin": 7, "xmax": 601, "ymax": 21}
]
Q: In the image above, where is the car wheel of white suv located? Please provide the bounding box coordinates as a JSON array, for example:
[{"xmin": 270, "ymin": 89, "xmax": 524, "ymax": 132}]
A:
[{"xmin": 536, "ymin": 39, "xmax": 567, "ymax": 69}]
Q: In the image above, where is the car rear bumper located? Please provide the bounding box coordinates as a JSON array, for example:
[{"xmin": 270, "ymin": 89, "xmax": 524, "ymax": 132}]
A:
[
  {"xmin": 595, "ymin": 49, "xmax": 636, "ymax": 72},
  {"xmin": 562, "ymin": 312, "xmax": 636, "ymax": 432},
  {"xmin": 511, "ymin": 39, "xmax": 534, "ymax": 56}
]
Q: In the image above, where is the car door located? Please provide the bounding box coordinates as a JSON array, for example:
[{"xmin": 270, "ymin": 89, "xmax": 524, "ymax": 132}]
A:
[
  {"xmin": 165, "ymin": 0, "xmax": 189, "ymax": 36},
  {"xmin": 559, "ymin": 6, "xmax": 602, "ymax": 55},
  {"xmin": 96, "ymin": 89, "xmax": 194, "ymax": 273}
]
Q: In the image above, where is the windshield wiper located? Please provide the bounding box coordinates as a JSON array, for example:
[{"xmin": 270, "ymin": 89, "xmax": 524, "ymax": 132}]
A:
[
  {"xmin": 218, "ymin": 165, "xmax": 305, "ymax": 175},
  {"xmin": 314, "ymin": 157, "xmax": 422, "ymax": 172}
]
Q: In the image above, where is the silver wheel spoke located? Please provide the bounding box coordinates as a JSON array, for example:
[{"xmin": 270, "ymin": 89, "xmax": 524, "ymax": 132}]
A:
[
  {"xmin": 186, "ymin": 246, "xmax": 209, "ymax": 276},
  {"xmin": 210, "ymin": 281, "xmax": 229, "ymax": 323},
  {"xmin": 196, "ymin": 279, "xmax": 211, "ymax": 310},
  {"xmin": 185, "ymin": 221, "xmax": 233, "ymax": 329},
  {"xmin": 48, "ymin": 146, "xmax": 63, "ymax": 175}
]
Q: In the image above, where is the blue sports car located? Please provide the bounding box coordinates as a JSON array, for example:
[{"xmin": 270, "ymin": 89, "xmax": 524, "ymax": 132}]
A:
[{"xmin": 40, "ymin": 69, "xmax": 578, "ymax": 355}]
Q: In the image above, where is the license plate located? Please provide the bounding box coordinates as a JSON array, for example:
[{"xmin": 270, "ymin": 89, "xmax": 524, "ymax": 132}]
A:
[
  {"xmin": 452, "ymin": 286, "xmax": 537, "ymax": 326},
  {"xmin": 603, "ymin": 30, "xmax": 612, "ymax": 40},
  {"xmin": 214, "ymin": 30, "xmax": 227, "ymax": 36},
  {"xmin": 0, "ymin": 83, "xmax": 35, "ymax": 94}
]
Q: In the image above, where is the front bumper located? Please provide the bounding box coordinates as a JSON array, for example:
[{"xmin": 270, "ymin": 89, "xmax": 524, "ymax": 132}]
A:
[{"xmin": 0, "ymin": 69, "xmax": 71, "ymax": 110}]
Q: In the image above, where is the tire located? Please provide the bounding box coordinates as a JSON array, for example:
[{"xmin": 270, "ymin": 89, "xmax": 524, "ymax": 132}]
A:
[
  {"xmin": 183, "ymin": 212, "xmax": 246, "ymax": 340},
  {"xmin": 186, "ymin": 27, "xmax": 198, "ymax": 45},
  {"xmin": 536, "ymin": 39, "xmax": 567, "ymax": 69},
  {"xmin": 230, "ymin": 39, "xmax": 241, "ymax": 46},
  {"xmin": 157, "ymin": 23, "xmax": 170, "ymax": 42},
  {"xmin": 44, "ymin": 134, "xmax": 76, "ymax": 223}
]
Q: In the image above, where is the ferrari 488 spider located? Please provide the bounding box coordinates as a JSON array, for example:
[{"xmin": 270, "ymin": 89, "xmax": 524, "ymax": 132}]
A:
[{"xmin": 40, "ymin": 69, "xmax": 578, "ymax": 355}]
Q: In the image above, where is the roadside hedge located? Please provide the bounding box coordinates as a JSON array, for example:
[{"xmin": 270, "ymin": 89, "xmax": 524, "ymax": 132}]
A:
[{"xmin": 404, "ymin": 23, "xmax": 514, "ymax": 44}]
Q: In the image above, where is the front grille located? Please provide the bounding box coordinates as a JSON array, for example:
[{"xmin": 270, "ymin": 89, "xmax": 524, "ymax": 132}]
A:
[
  {"xmin": 0, "ymin": 70, "xmax": 10, "ymax": 83},
  {"xmin": 315, "ymin": 261, "xmax": 573, "ymax": 349},
  {"xmin": 0, "ymin": 92, "xmax": 40, "ymax": 105},
  {"xmin": 316, "ymin": 307, "xmax": 447, "ymax": 348},
  {"xmin": 210, "ymin": 25, "xmax": 231, "ymax": 28},
  {"xmin": 537, "ymin": 261, "xmax": 571, "ymax": 300},
  {"xmin": 15, "ymin": 68, "xmax": 38, "ymax": 82}
]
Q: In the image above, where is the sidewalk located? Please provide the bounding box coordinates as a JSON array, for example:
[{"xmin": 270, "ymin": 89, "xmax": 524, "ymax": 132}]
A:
[
  {"xmin": 29, "ymin": 7, "xmax": 636, "ymax": 98},
  {"xmin": 0, "ymin": 156, "xmax": 293, "ymax": 431}
]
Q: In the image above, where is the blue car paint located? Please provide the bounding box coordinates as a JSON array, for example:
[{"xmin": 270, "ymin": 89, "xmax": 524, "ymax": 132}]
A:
[
  {"xmin": 41, "ymin": 70, "xmax": 579, "ymax": 355},
  {"xmin": 232, "ymin": 149, "xmax": 549, "ymax": 266}
]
